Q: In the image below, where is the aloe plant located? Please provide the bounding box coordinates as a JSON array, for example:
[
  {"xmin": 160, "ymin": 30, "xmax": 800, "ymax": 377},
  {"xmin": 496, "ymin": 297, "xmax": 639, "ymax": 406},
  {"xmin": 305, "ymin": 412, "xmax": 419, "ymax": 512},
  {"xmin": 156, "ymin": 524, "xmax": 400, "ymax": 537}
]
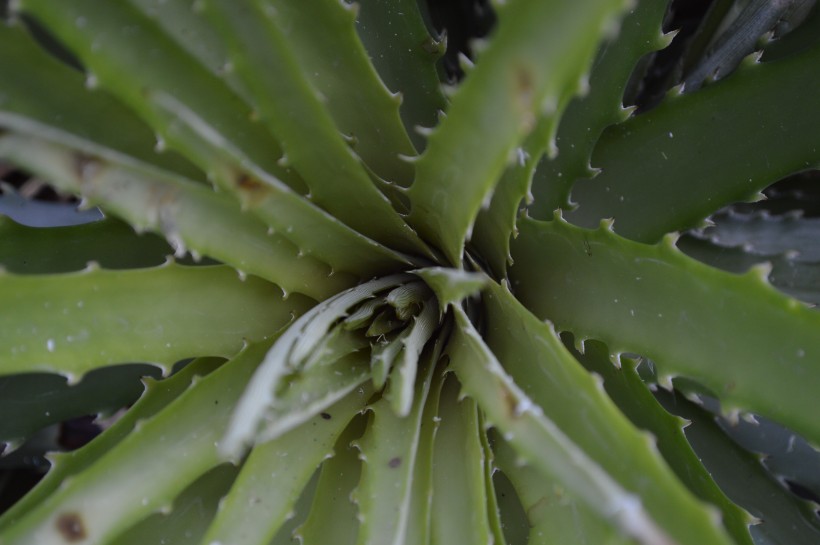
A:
[{"xmin": 0, "ymin": 0, "xmax": 819, "ymax": 544}]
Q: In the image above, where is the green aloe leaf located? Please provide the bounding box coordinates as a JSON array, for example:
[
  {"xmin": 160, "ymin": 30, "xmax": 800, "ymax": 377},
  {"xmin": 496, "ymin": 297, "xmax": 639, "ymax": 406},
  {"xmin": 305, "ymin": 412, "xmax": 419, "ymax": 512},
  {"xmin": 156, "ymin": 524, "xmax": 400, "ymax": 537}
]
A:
[
  {"xmin": 407, "ymin": 0, "xmax": 630, "ymax": 266},
  {"xmin": 678, "ymin": 235, "xmax": 820, "ymax": 306},
  {"xmin": 200, "ymin": 387, "xmax": 371, "ymax": 545},
  {"xmin": 571, "ymin": 339, "xmax": 755, "ymax": 545},
  {"xmin": 0, "ymin": 363, "xmax": 160, "ymax": 448},
  {"xmin": 0, "ymin": 357, "xmax": 223, "ymax": 533},
  {"xmin": 492, "ymin": 432, "xmax": 632, "ymax": 545},
  {"xmin": 16, "ymin": 0, "xmax": 291, "ymax": 189},
  {"xmin": 567, "ymin": 38, "xmax": 820, "ymax": 242},
  {"xmin": 509, "ymin": 216, "xmax": 820, "ymax": 446},
  {"xmin": 201, "ymin": 0, "xmax": 430, "ymax": 258},
  {"xmin": 256, "ymin": 0, "xmax": 418, "ymax": 185},
  {"xmin": 0, "ymin": 262, "xmax": 312, "ymax": 378},
  {"xmin": 129, "ymin": 0, "xmax": 252, "ymax": 101},
  {"xmin": 16, "ymin": 0, "xmax": 415, "ymax": 280},
  {"xmin": 529, "ymin": 0, "xmax": 672, "ymax": 217},
  {"xmin": 294, "ymin": 417, "xmax": 365, "ymax": 545},
  {"xmin": 110, "ymin": 463, "xmax": 239, "ymax": 545},
  {"xmin": 0, "ymin": 217, "xmax": 173, "ymax": 274},
  {"xmin": 355, "ymin": 0, "xmax": 447, "ymax": 152},
  {"xmin": 447, "ymin": 306, "xmax": 685, "ymax": 545},
  {"xmin": 0, "ymin": 343, "xmax": 268, "ymax": 545},
  {"xmin": 353, "ymin": 355, "xmax": 444, "ymax": 545},
  {"xmin": 0, "ymin": 133, "xmax": 350, "ymax": 300},
  {"xmin": 0, "ymin": 24, "xmax": 201, "ymax": 180},
  {"xmin": 481, "ymin": 282, "xmax": 734, "ymax": 544},
  {"xmin": 430, "ymin": 375, "xmax": 494, "ymax": 545},
  {"xmin": 696, "ymin": 210, "xmax": 820, "ymax": 261},
  {"xmin": 656, "ymin": 390, "xmax": 820, "ymax": 545}
]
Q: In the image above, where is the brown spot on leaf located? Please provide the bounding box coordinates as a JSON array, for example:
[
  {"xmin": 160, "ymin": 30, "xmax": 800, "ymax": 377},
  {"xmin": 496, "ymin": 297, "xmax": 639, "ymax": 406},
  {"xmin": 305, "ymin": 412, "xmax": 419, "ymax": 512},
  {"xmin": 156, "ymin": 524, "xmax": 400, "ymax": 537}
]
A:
[
  {"xmin": 72, "ymin": 153, "xmax": 100, "ymax": 183},
  {"xmin": 320, "ymin": 412, "xmax": 332, "ymax": 420},
  {"xmin": 388, "ymin": 457, "xmax": 401, "ymax": 468},
  {"xmin": 233, "ymin": 173, "xmax": 272, "ymax": 207},
  {"xmin": 500, "ymin": 383, "xmax": 518, "ymax": 417},
  {"xmin": 56, "ymin": 512, "xmax": 86, "ymax": 542}
]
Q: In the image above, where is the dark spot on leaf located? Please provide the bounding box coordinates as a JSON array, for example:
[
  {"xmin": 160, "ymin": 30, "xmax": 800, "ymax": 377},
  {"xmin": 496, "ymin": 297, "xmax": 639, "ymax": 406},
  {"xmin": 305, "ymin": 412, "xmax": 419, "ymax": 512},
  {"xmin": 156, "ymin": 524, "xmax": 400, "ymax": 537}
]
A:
[
  {"xmin": 56, "ymin": 512, "xmax": 86, "ymax": 542},
  {"xmin": 320, "ymin": 412, "xmax": 331, "ymax": 420},
  {"xmin": 236, "ymin": 173, "xmax": 266, "ymax": 193},
  {"xmin": 388, "ymin": 457, "xmax": 401, "ymax": 468}
]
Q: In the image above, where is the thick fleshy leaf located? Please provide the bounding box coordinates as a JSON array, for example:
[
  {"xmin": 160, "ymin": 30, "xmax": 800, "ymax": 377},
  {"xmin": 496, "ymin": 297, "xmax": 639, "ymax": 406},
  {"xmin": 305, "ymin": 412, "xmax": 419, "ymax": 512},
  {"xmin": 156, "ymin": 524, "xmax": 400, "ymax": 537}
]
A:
[
  {"xmin": 678, "ymin": 234, "xmax": 820, "ymax": 306},
  {"xmin": 571, "ymin": 338, "xmax": 755, "ymax": 545},
  {"xmin": 294, "ymin": 417, "xmax": 365, "ymax": 545},
  {"xmin": 567, "ymin": 38, "xmax": 820, "ymax": 242},
  {"xmin": 656, "ymin": 390, "xmax": 820, "ymax": 545},
  {"xmin": 407, "ymin": 0, "xmax": 630, "ymax": 265},
  {"xmin": 0, "ymin": 343, "xmax": 268, "ymax": 545},
  {"xmin": 200, "ymin": 387, "xmax": 370, "ymax": 545},
  {"xmin": 481, "ymin": 282, "xmax": 735, "ymax": 545},
  {"xmin": 256, "ymin": 0, "xmax": 418, "ymax": 185},
  {"xmin": 353, "ymin": 356, "xmax": 444, "ymax": 545},
  {"xmin": 0, "ymin": 217, "xmax": 174, "ymax": 274},
  {"xmin": 222, "ymin": 274, "xmax": 411, "ymax": 456},
  {"xmin": 695, "ymin": 210, "xmax": 820, "ymax": 261},
  {"xmin": 0, "ymin": 262, "xmax": 312, "ymax": 378},
  {"xmin": 355, "ymin": 0, "xmax": 447, "ymax": 152},
  {"xmin": 529, "ymin": 0, "xmax": 672, "ymax": 216},
  {"xmin": 201, "ymin": 0, "xmax": 431, "ymax": 258},
  {"xmin": 0, "ymin": 357, "xmax": 223, "ymax": 533},
  {"xmin": 17, "ymin": 0, "xmax": 416, "ymax": 280},
  {"xmin": 492, "ymin": 432, "xmax": 632, "ymax": 545},
  {"xmin": 110, "ymin": 463, "xmax": 239, "ymax": 545},
  {"xmin": 510, "ymin": 216, "xmax": 820, "ymax": 446},
  {"xmin": 0, "ymin": 24, "xmax": 202, "ymax": 180},
  {"xmin": 0, "ymin": 133, "xmax": 350, "ymax": 300},
  {"xmin": 447, "ymin": 307, "xmax": 684, "ymax": 545},
  {"xmin": 430, "ymin": 375, "xmax": 494, "ymax": 545},
  {"xmin": 0, "ymin": 363, "xmax": 160, "ymax": 448}
]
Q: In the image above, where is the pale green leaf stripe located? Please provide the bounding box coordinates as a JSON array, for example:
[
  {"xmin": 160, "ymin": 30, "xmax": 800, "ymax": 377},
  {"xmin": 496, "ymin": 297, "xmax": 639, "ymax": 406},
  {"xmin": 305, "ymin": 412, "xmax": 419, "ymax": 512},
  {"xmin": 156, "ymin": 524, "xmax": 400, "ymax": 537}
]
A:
[
  {"xmin": 430, "ymin": 376, "xmax": 493, "ymax": 545},
  {"xmin": 566, "ymin": 38, "xmax": 820, "ymax": 242},
  {"xmin": 202, "ymin": 0, "xmax": 430, "ymax": 258},
  {"xmin": 483, "ymin": 283, "xmax": 734, "ymax": 545},
  {"xmin": 260, "ymin": 0, "xmax": 418, "ymax": 186},
  {"xmin": 509, "ymin": 217, "xmax": 820, "ymax": 446},
  {"xmin": 407, "ymin": 0, "xmax": 630, "ymax": 266},
  {"xmin": 0, "ymin": 133, "xmax": 351, "ymax": 300},
  {"xmin": 655, "ymin": 390, "xmax": 820, "ymax": 545},
  {"xmin": 200, "ymin": 388, "xmax": 370, "ymax": 545},
  {"xmin": 0, "ymin": 24, "xmax": 201, "ymax": 180},
  {"xmin": 0, "ymin": 343, "xmax": 269, "ymax": 545},
  {"xmin": 529, "ymin": 0, "xmax": 671, "ymax": 216},
  {"xmin": 448, "ymin": 307, "xmax": 679, "ymax": 545},
  {"xmin": 355, "ymin": 0, "xmax": 447, "ymax": 153},
  {"xmin": 0, "ymin": 262, "xmax": 313, "ymax": 378},
  {"xmin": 294, "ymin": 419, "xmax": 365, "ymax": 545},
  {"xmin": 493, "ymin": 434, "xmax": 632, "ymax": 545},
  {"xmin": 353, "ymin": 360, "xmax": 443, "ymax": 545},
  {"xmin": 0, "ymin": 357, "xmax": 223, "ymax": 533},
  {"xmin": 574, "ymin": 340, "xmax": 754, "ymax": 545}
]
